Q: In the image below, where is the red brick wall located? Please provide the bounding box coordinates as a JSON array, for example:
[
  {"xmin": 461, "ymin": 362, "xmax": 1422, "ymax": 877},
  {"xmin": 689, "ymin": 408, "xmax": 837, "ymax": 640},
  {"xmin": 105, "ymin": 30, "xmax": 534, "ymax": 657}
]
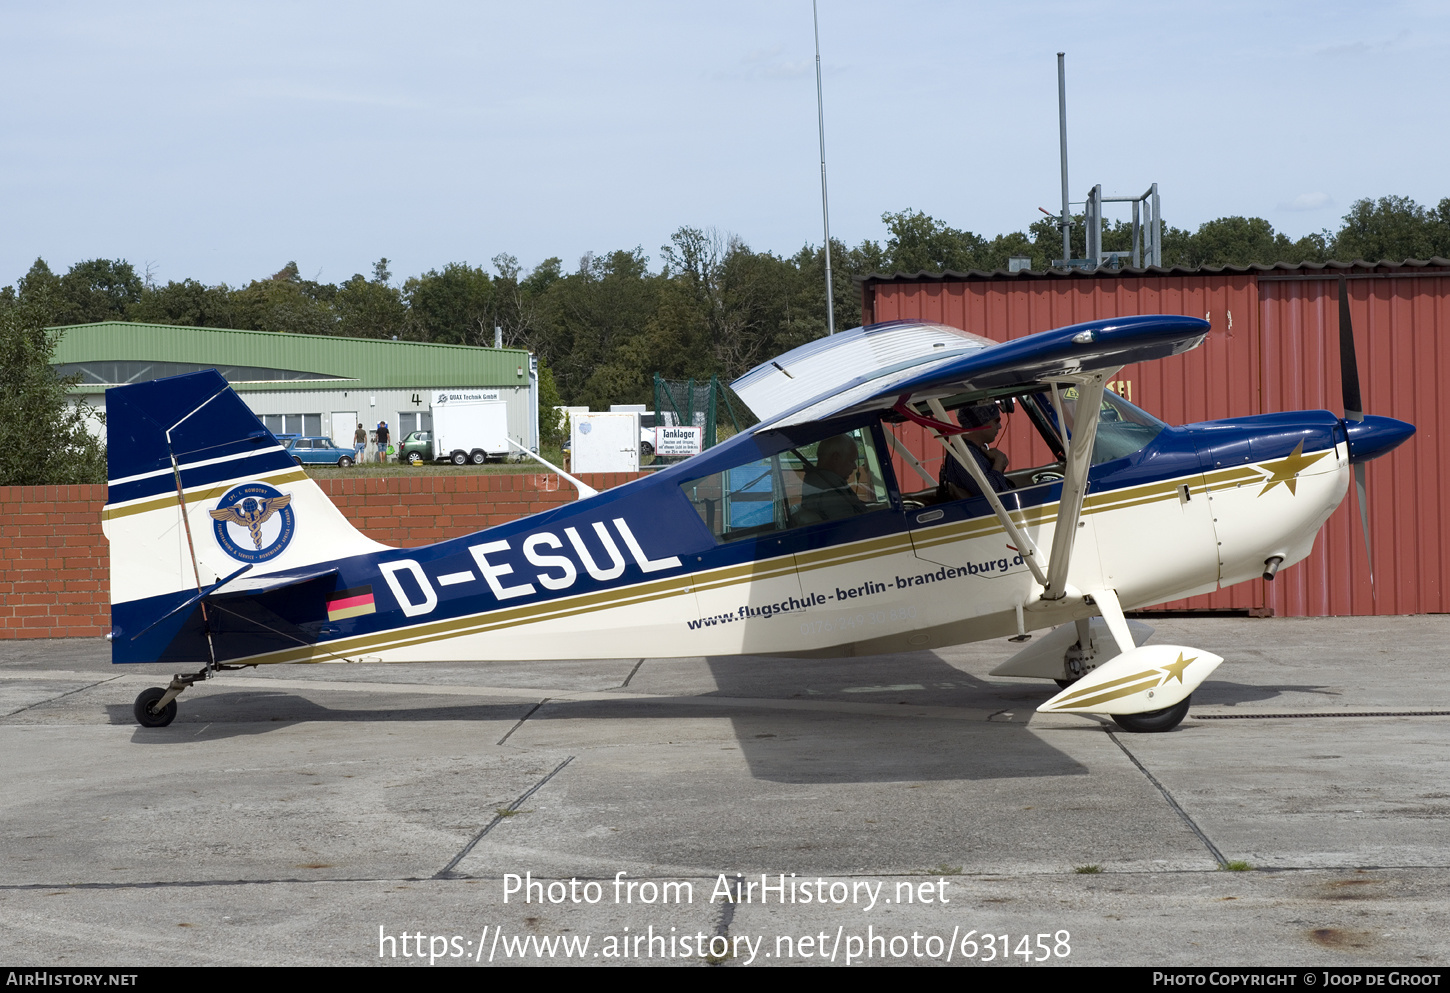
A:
[
  {"xmin": 0, "ymin": 485, "xmax": 110, "ymax": 639},
  {"xmin": 0, "ymin": 473, "xmax": 643, "ymax": 640}
]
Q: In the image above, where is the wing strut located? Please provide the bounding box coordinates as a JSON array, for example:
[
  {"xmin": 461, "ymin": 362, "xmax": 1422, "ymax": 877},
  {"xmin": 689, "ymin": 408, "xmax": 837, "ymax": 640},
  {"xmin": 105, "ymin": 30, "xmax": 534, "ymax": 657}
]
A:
[
  {"xmin": 1040, "ymin": 373, "xmax": 1110, "ymax": 601},
  {"xmin": 895, "ymin": 368, "xmax": 1117, "ymax": 606},
  {"xmin": 1087, "ymin": 587, "xmax": 1136, "ymax": 656},
  {"xmin": 883, "ymin": 428, "xmax": 938, "ymax": 488}
]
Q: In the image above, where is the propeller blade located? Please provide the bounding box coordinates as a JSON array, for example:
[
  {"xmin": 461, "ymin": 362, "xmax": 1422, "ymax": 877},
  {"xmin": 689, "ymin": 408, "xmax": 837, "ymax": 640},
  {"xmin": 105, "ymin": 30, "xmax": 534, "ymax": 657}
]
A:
[
  {"xmin": 1339, "ymin": 276, "xmax": 1364, "ymax": 422},
  {"xmin": 1339, "ymin": 276, "xmax": 1373, "ymax": 597},
  {"xmin": 1353, "ymin": 461, "xmax": 1374, "ymax": 599}
]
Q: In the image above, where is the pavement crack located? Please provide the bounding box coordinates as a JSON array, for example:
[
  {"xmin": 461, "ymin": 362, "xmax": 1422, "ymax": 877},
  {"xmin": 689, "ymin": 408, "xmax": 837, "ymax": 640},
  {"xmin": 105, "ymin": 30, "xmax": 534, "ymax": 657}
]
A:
[
  {"xmin": 496, "ymin": 698, "xmax": 549, "ymax": 745},
  {"xmin": 1, "ymin": 675, "xmax": 125, "ymax": 719},
  {"xmin": 1106, "ymin": 727, "xmax": 1229, "ymax": 867},
  {"xmin": 6, "ymin": 863, "xmax": 1450, "ymax": 892},
  {"xmin": 620, "ymin": 658, "xmax": 645, "ymax": 688},
  {"xmin": 714, "ymin": 892, "xmax": 736, "ymax": 939},
  {"xmin": 434, "ymin": 755, "xmax": 575, "ymax": 879}
]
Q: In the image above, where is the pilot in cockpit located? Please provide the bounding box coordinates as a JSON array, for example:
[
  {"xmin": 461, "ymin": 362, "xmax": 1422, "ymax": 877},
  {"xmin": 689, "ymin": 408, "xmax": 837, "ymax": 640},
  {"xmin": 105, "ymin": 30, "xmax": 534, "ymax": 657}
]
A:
[{"xmin": 940, "ymin": 401, "xmax": 1016, "ymax": 501}]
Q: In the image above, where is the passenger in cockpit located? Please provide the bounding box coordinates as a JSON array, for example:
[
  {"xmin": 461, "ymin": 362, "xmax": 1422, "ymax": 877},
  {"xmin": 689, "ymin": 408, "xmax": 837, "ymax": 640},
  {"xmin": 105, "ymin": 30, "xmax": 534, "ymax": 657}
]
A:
[
  {"xmin": 940, "ymin": 402, "xmax": 1015, "ymax": 501},
  {"xmin": 800, "ymin": 434, "xmax": 870, "ymax": 520}
]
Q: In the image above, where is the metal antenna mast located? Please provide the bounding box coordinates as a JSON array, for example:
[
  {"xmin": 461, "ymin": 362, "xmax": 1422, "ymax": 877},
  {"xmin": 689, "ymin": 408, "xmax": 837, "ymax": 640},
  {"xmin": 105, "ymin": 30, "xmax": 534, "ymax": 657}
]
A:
[
  {"xmin": 1057, "ymin": 52, "xmax": 1072, "ymax": 265},
  {"xmin": 814, "ymin": 0, "xmax": 835, "ymax": 334}
]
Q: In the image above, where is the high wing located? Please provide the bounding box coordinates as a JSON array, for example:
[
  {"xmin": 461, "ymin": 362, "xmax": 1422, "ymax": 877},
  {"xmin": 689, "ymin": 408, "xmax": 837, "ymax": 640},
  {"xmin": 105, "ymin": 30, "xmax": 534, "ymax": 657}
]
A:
[
  {"xmin": 735, "ymin": 314, "xmax": 1211, "ymax": 640},
  {"xmin": 730, "ymin": 315, "xmax": 1209, "ymax": 429}
]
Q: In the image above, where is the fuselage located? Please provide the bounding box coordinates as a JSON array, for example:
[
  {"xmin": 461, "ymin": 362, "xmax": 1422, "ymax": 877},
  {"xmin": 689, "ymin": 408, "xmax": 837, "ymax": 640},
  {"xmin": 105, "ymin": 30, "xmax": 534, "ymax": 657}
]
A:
[{"xmin": 110, "ymin": 402, "xmax": 1363, "ymax": 668}]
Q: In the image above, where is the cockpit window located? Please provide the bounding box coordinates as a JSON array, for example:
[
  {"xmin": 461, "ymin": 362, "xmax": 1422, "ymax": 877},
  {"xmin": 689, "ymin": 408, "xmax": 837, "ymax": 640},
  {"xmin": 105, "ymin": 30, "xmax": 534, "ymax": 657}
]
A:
[
  {"xmin": 679, "ymin": 426, "xmax": 891, "ymax": 542},
  {"xmin": 1048, "ymin": 388, "xmax": 1167, "ymax": 464}
]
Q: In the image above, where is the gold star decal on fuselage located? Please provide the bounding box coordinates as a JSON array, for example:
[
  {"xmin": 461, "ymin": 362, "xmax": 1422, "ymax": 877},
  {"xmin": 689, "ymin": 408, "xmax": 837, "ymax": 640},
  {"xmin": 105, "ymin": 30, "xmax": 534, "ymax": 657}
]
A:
[
  {"xmin": 1257, "ymin": 440, "xmax": 1329, "ymax": 497},
  {"xmin": 1159, "ymin": 653, "xmax": 1197, "ymax": 684}
]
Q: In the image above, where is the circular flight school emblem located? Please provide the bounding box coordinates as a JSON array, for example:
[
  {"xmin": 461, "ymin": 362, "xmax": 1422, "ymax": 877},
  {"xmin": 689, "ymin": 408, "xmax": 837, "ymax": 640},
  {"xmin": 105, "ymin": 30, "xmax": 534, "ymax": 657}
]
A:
[{"xmin": 208, "ymin": 483, "xmax": 296, "ymax": 562}]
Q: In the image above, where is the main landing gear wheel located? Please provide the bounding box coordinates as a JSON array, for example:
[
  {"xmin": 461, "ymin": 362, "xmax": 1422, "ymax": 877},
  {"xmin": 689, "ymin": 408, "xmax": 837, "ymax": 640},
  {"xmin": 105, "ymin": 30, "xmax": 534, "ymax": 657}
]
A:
[
  {"xmin": 1111, "ymin": 694, "xmax": 1191, "ymax": 734},
  {"xmin": 133, "ymin": 687, "xmax": 177, "ymax": 728}
]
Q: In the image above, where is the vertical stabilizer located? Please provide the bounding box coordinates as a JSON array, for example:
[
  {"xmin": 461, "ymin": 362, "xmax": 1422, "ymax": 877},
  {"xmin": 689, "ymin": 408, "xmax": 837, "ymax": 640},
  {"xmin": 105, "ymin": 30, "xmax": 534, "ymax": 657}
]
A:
[{"xmin": 102, "ymin": 371, "xmax": 389, "ymax": 651}]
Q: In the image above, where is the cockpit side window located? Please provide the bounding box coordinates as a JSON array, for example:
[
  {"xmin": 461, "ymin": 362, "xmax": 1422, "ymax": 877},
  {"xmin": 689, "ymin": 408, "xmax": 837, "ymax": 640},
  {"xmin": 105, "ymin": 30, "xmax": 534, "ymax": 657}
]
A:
[{"xmin": 679, "ymin": 426, "xmax": 892, "ymax": 543}]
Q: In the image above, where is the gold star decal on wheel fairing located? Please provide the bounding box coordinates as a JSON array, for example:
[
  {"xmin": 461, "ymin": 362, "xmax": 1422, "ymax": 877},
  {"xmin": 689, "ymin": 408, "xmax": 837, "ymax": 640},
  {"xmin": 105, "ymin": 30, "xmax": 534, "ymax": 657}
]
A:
[
  {"xmin": 1159, "ymin": 653, "xmax": 1196, "ymax": 684},
  {"xmin": 1257, "ymin": 441, "xmax": 1329, "ymax": 497}
]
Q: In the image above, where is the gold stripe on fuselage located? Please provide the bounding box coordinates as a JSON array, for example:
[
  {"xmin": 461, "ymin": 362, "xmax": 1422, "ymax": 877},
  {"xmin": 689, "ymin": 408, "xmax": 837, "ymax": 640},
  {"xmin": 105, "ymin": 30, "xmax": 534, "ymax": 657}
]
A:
[{"xmin": 216, "ymin": 454, "xmax": 1329, "ymax": 666}]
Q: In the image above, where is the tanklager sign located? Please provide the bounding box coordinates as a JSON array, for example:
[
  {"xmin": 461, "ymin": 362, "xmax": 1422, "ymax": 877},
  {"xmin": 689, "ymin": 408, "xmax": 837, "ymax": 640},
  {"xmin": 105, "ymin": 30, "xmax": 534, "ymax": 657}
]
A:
[{"xmin": 655, "ymin": 426, "xmax": 703, "ymax": 456}]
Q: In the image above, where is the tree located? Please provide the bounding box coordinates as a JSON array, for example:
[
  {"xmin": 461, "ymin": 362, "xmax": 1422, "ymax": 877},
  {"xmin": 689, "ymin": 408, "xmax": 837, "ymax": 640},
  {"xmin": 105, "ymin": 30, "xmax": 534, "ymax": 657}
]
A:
[
  {"xmin": 880, "ymin": 209, "xmax": 990, "ymax": 273},
  {"xmin": 57, "ymin": 259, "xmax": 143, "ymax": 324},
  {"xmin": 0, "ymin": 302, "xmax": 107, "ymax": 485},
  {"xmin": 537, "ymin": 359, "xmax": 566, "ymax": 451},
  {"xmin": 335, "ymin": 259, "xmax": 406, "ymax": 339},
  {"xmin": 403, "ymin": 262, "xmax": 495, "ymax": 345},
  {"xmin": 490, "ymin": 253, "xmax": 560, "ymax": 354},
  {"xmin": 15, "ymin": 259, "xmax": 64, "ymax": 326},
  {"xmin": 547, "ymin": 248, "xmax": 661, "ymax": 408},
  {"xmin": 1331, "ymin": 195, "xmax": 1450, "ymax": 263},
  {"xmin": 791, "ymin": 237, "xmax": 860, "ymax": 343},
  {"xmin": 230, "ymin": 261, "xmax": 338, "ymax": 335},
  {"xmin": 129, "ymin": 278, "xmax": 241, "ymax": 327},
  {"xmin": 1027, "ymin": 214, "xmax": 1082, "ymax": 266},
  {"xmin": 1157, "ymin": 216, "xmax": 1325, "ymax": 268}
]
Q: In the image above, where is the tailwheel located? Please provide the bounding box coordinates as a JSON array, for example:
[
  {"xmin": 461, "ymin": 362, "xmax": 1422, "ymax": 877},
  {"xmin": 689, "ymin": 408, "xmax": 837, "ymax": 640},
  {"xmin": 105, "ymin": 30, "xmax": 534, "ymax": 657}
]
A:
[
  {"xmin": 131, "ymin": 664, "xmax": 224, "ymax": 728},
  {"xmin": 134, "ymin": 687, "xmax": 177, "ymax": 728},
  {"xmin": 1111, "ymin": 695, "xmax": 1191, "ymax": 734}
]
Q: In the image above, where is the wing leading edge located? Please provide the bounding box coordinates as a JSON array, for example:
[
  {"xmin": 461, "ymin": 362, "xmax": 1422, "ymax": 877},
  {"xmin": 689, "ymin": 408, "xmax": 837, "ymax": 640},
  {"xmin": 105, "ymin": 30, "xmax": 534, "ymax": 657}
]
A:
[{"xmin": 731, "ymin": 315, "xmax": 1210, "ymax": 430}]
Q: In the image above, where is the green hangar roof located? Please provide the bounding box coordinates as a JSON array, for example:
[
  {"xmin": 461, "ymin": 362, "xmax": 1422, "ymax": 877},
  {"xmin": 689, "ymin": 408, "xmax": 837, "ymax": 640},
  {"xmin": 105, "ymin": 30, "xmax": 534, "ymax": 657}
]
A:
[{"xmin": 50, "ymin": 321, "xmax": 532, "ymax": 395}]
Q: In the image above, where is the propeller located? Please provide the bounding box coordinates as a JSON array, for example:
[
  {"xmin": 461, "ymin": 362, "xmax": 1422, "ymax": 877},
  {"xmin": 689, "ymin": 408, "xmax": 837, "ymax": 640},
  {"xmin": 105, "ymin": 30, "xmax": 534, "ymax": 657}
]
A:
[{"xmin": 1337, "ymin": 276, "xmax": 1374, "ymax": 595}]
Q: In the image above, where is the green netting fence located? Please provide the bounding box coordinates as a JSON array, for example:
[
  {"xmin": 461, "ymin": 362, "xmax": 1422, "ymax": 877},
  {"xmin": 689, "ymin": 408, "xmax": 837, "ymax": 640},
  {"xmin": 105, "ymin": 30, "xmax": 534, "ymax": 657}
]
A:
[{"xmin": 652, "ymin": 374, "xmax": 753, "ymax": 459}]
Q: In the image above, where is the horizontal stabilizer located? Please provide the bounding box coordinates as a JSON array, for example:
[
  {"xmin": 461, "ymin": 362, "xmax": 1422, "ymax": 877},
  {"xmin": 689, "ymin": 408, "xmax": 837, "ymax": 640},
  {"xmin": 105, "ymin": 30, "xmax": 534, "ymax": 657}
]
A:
[{"xmin": 211, "ymin": 564, "xmax": 340, "ymax": 597}]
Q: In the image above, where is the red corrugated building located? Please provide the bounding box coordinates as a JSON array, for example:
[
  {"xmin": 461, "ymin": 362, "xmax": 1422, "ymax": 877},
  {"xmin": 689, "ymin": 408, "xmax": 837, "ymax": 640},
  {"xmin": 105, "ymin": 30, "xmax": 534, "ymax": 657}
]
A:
[{"xmin": 857, "ymin": 259, "xmax": 1450, "ymax": 617}]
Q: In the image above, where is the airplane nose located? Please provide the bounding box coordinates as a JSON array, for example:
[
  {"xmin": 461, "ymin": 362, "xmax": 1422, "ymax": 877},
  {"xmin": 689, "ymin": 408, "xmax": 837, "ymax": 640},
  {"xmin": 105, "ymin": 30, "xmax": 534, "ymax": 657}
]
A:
[{"xmin": 1344, "ymin": 415, "xmax": 1416, "ymax": 464}]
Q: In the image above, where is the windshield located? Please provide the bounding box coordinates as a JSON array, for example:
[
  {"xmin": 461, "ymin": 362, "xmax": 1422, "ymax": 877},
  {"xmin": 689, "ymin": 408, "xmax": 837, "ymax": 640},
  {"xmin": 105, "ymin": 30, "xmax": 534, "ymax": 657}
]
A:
[{"xmin": 1045, "ymin": 389, "xmax": 1167, "ymax": 464}]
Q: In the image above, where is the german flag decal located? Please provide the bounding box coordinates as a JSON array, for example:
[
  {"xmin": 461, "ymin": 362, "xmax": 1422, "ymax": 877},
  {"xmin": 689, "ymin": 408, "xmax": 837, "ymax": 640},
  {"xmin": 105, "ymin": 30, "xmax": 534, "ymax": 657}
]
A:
[{"xmin": 327, "ymin": 586, "xmax": 376, "ymax": 621}]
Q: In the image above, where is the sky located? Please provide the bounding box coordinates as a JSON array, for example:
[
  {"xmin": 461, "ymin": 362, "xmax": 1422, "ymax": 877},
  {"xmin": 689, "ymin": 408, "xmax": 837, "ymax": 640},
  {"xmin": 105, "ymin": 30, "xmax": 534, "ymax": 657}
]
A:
[{"xmin": 2, "ymin": 1, "xmax": 1446, "ymax": 288}]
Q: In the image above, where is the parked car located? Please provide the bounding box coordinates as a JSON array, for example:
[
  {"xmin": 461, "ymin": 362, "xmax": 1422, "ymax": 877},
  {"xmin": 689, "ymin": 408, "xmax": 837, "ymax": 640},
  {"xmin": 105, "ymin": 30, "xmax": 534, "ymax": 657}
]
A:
[
  {"xmin": 399, "ymin": 430, "xmax": 434, "ymax": 465},
  {"xmin": 284, "ymin": 436, "xmax": 356, "ymax": 467}
]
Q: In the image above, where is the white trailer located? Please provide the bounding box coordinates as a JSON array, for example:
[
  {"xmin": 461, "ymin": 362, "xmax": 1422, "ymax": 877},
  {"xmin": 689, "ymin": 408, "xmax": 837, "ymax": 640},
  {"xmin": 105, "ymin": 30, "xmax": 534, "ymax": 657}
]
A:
[
  {"xmin": 571, "ymin": 411, "xmax": 640, "ymax": 472},
  {"xmin": 431, "ymin": 392, "xmax": 511, "ymax": 465}
]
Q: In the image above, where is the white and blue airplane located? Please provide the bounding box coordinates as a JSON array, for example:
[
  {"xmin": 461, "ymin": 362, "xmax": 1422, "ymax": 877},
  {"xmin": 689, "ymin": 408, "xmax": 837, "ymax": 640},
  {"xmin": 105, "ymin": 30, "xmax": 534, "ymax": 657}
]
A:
[{"xmin": 103, "ymin": 307, "xmax": 1413, "ymax": 733}]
